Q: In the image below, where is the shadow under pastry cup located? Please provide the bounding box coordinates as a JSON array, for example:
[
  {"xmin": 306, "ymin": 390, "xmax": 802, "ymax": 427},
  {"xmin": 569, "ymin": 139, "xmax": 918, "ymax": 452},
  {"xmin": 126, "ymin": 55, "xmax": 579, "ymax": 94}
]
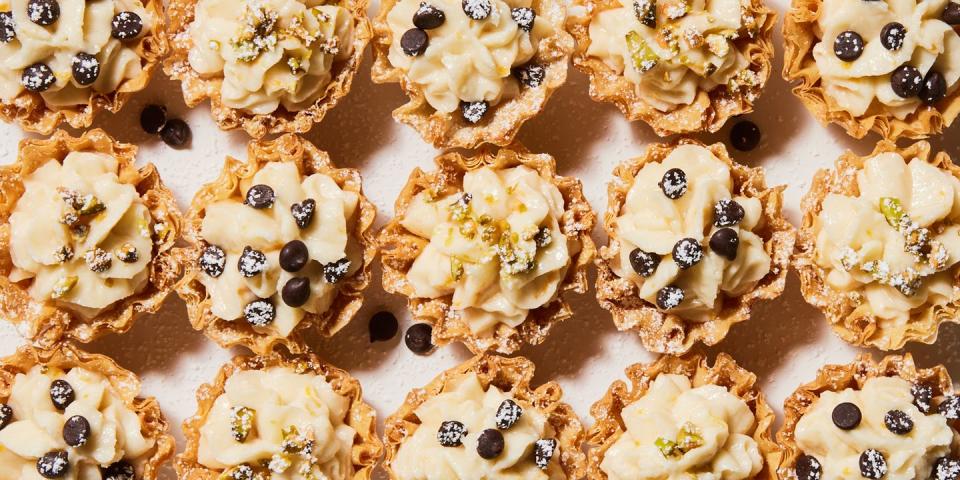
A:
[
  {"xmin": 164, "ymin": 0, "xmax": 372, "ymax": 138},
  {"xmin": 370, "ymin": 0, "xmax": 574, "ymax": 149},
  {"xmin": 567, "ymin": 0, "xmax": 775, "ymax": 136},
  {"xmin": 595, "ymin": 139, "xmax": 795, "ymax": 355},
  {"xmin": 382, "ymin": 354, "xmax": 586, "ymax": 479},
  {"xmin": 0, "ymin": 129, "xmax": 182, "ymax": 347},
  {"xmin": 176, "ymin": 347, "xmax": 382, "ymax": 480},
  {"xmin": 782, "ymin": 0, "xmax": 960, "ymax": 139},
  {"xmin": 777, "ymin": 353, "xmax": 960, "ymax": 480},
  {"xmin": 378, "ymin": 147, "xmax": 596, "ymax": 355},
  {"xmin": 587, "ymin": 353, "xmax": 781, "ymax": 480},
  {"xmin": 795, "ymin": 141, "xmax": 960, "ymax": 350},
  {"xmin": 0, "ymin": 342, "xmax": 176, "ymax": 479},
  {"xmin": 0, "ymin": 0, "xmax": 167, "ymax": 134},
  {"xmin": 174, "ymin": 133, "xmax": 377, "ymax": 355}
]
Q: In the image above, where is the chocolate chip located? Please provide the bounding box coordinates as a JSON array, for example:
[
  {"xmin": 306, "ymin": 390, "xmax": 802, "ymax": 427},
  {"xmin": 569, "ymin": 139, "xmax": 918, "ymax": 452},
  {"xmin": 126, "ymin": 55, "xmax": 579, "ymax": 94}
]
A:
[
  {"xmin": 938, "ymin": 394, "xmax": 960, "ymax": 419},
  {"xmin": 944, "ymin": 2, "xmax": 960, "ymax": 24},
  {"xmin": 159, "ymin": 118, "xmax": 191, "ymax": 148},
  {"xmin": 911, "ymin": 383, "xmax": 933, "ymax": 413},
  {"xmin": 238, "ymin": 246, "xmax": 267, "ymax": 277},
  {"xmin": 710, "ymin": 228, "xmax": 739, "ymax": 261},
  {"xmin": 279, "ymin": 240, "xmax": 309, "ymax": 272},
  {"xmin": 860, "ymin": 449, "xmax": 887, "ymax": 479},
  {"xmin": 245, "ymin": 184, "xmax": 275, "ymax": 209},
  {"xmin": 62, "ymin": 415, "xmax": 90, "ymax": 447},
  {"xmin": 140, "ymin": 104, "xmax": 167, "ymax": 134},
  {"xmin": 0, "ymin": 404, "xmax": 12, "ymax": 430},
  {"xmin": 672, "ymin": 238, "xmax": 703, "ymax": 269},
  {"xmin": 495, "ymin": 399, "xmax": 522, "ymax": 430},
  {"xmin": 477, "ymin": 429, "xmax": 504, "ymax": 459},
  {"xmin": 659, "ymin": 168, "xmax": 687, "ymax": 199},
  {"xmin": 534, "ymin": 438, "xmax": 557, "ymax": 469},
  {"xmin": 199, "ymin": 244, "xmax": 226, "ymax": 278},
  {"xmin": 405, "ymin": 323, "xmax": 434, "ymax": 354},
  {"xmin": 919, "ymin": 70, "xmax": 947, "ymax": 104},
  {"xmin": 50, "ymin": 379, "xmax": 74, "ymax": 410},
  {"xmin": 629, "ymin": 248, "xmax": 660, "ymax": 277},
  {"xmin": 796, "ymin": 454, "xmax": 822, "ymax": 480},
  {"xmin": 37, "ymin": 451, "xmax": 69, "ymax": 478},
  {"xmin": 891, "ymin": 65, "xmax": 923, "ymax": 98},
  {"xmin": 401, "ymin": 28, "xmax": 428, "ymax": 56},
  {"xmin": 514, "ymin": 63, "xmax": 545, "ymax": 88},
  {"xmin": 413, "ymin": 3, "xmax": 445, "ymax": 29},
  {"xmin": 243, "ymin": 299, "xmax": 275, "ymax": 327},
  {"xmin": 731, "ymin": 120, "xmax": 761, "ymax": 151},
  {"xmin": 656, "ymin": 285, "xmax": 684, "ymax": 310},
  {"xmin": 111, "ymin": 11, "xmax": 143, "ymax": 40},
  {"xmin": 880, "ymin": 22, "xmax": 906, "ymax": 51},
  {"xmin": 883, "ymin": 409, "xmax": 913, "ymax": 434},
  {"xmin": 291, "ymin": 199, "xmax": 316, "ymax": 229},
  {"xmin": 511, "ymin": 7, "xmax": 535, "ymax": 31},
  {"xmin": 281, "ymin": 277, "xmax": 310, "ymax": 308},
  {"xmin": 933, "ymin": 457, "xmax": 960, "ymax": 480},
  {"xmin": 102, "ymin": 462, "xmax": 135, "ymax": 480},
  {"xmin": 437, "ymin": 420, "xmax": 467, "ymax": 446},
  {"xmin": 70, "ymin": 53, "xmax": 100, "ymax": 86},
  {"xmin": 832, "ymin": 402, "xmax": 861, "ymax": 430},
  {"xmin": 462, "ymin": 0, "xmax": 492, "ymax": 20},
  {"xmin": 0, "ymin": 12, "xmax": 15, "ymax": 43},
  {"xmin": 834, "ymin": 31, "xmax": 864, "ymax": 61},
  {"xmin": 460, "ymin": 100, "xmax": 488, "ymax": 124},
  {"xmin": 28, "ymin": 0, "xmax": 59, "ymax": 26},
  {"xmin": 369, "ymin": 311, "xmax": 398, "ymax": 342},
  {"xmin": 323, "ymin": 257, "xmax": 351, "ymax": 283},
  {"xmin": 22, "ymin": 63, "xmax": 56, "ymax": 92},
  {"xmin": 714, "ymin": 199, "xmax": 745, "ymax": 227}
]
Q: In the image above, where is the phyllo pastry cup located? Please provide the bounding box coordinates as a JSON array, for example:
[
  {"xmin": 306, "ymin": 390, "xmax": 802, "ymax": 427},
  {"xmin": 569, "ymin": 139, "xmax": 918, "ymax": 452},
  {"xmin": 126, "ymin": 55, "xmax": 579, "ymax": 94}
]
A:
[
  {"xmin": 795, "ymin": 140, "xmax": 960, "ymax": 350},
  {"xmin": 0, "ymin": 0, "xmax": 167, "ymax": 134},
  {"xmin": 595, "ymin": 139, "xmax": 795, "ymax": 354},
  {"xmin": 370, "ymin": 0, "xmax": 574, "ymax": 148},
  {"xmin": 0, "ymin": 342, "xmax": 175, "ymax": 479},
  {"xmin": 378, "ymin": 147, "xmax": 596, "ymax": 354},
  {"xmin": 587, "ymin": 353, "xmax": 781, "ymax": 480},
  {"xmin": 782, "ymin": 0, "xmax": 960, "ymax": 139},
  {"xmin": 383, "ymin": 354, "xmax": 586, "ymax": 479},
  {"xmin": 0, "ymin": 129, "xmax": 182, "ymax": 347},
  {"xmin": 164, "ymin": 0, "xmax": 372, "ymax": 138},
  {"xmin": 567, "ymin": 0, "xmax": 776, "ymax": 136},
  {"xmin": 778, "ymin": 354, "xmax": 960, "ymax": 480},
  {"xmin": 176, "ymin": 347, "xmax": 382, "ymax": 480},
  {"xmin": 175, "ymin": 133, "xmax": 376, "ymax": 355}
]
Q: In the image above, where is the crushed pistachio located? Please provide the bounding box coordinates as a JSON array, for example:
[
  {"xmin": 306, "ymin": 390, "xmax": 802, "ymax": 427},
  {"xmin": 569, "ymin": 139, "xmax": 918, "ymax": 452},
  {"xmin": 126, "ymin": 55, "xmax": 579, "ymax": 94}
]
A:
[
  {"xmin": 663, "ymin": 0, "xmax": 690, "ymax": 19},
  {"xmin": 230, "ymin": 406, "xmax": 255, "ymax": 442},
  {"xmin": 115, "ymin": 243, "xmax": 139, "ymax": 263},
  {"xmin": 57, "ymin": 187, "xmax": 85, "ymax": 210},
  {"xmin": 281, "ymin": 425, "xmax": 314, "ymax": 458},
  {"xmin": 77, "ymin": 195, "xmax": 105, "ymax": 216},
  {"xmin": 59, "ymin": 211, "xmax": 79, "ymax": 227},
  {"xmin": 534, "ymin": 226, "xmax": 553, "ymax": 248},
  {"xmin": 450, "ymin": 258, "xmax": 464, "ymax": 281},
  {"xmin": 219, "ymin": 464, "xmax": 263, "ymax": 480},
  {"xmin": 84, "ymin": 248, "xmax": 112, "ymax": 273},
  {"xmin": 632, "ymin": 0, "xmax": 656, "ymax": 27},
  {"xmin": 70, "ymin": 224, "xmax": 89, "ymax": 242},
  {"xmin": 268, "ymin": 454, "xmax": 292, "ymax": 474},
  {"xmin": 496, "ymin": 229, "xmax": 537, "ymax": 276},
  {"xmin": 449, "ymin": 193, "xmax": 473, "ymax": 222},
  {"xmin": 287, "ymin": 56, "xmax": 305, "ymax": 74},
  {"xmin": 676, "ymin": 422, "xmax": 704, "ymax": 451},
  {"xmin": 839, "ymin": 247, "xmax": 860, "ymax": 271},
  {"xmin": 51, "ymin": 276, "xmax": 78, "ymax": 299},
  {"xmin": 53, "ymin": 245, "xmax": 73, "ymax": 264},
  {"xmin": 655, "ymin": 437, "xmax": 680, "ymax": 458},
  {"xmin": 231, "ymin": 4, "xmax": 280, "ymax": 62},
  {"xmin": 880, "ymin": 197, "xmax": 906, "ymax": 227},
  {"xmin": 706, "ymin": 34, "xmax": 730, "ymax": 57},
  {"xmin": 626, "ymin": 30, "xmax": 659, "ymax": 73}
]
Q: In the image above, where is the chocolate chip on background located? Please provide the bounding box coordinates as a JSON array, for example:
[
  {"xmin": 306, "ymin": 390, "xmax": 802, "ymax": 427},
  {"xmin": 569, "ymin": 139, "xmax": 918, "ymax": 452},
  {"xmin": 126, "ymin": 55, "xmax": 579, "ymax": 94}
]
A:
[
  {"xmin": 511, "ymin": 7, "xmax": 535, "ymax": 31},
  {"xmin": 495, "ymin": 399, "xmax": 522, "ymax": 430},
  {"xmin": 101, "ymin": 461, "xmax": 135, "ymax": 480},
  {"xmin": 514, "ymin": 63, "xmax": 545, "ymax": 88},
  {"xmin": 659, "ymin": 168, "xmax": 687, "ymax": 199},
  {"xmin": 912, "ymin": 383, "xmax": 934, "ymax": 413},
  {"xmin": 796, "ymin": 454, "xmax": 823, "ymax": 480},
  {"xmin": 279, "ymin": 240, "xmax": 309, "ymax": 272},
  {"xmin": 533, "ymin": 438, "xmax": 558, "ymax": 469},
  {"xmin": 860, "ymin": 449, "xmax": 888, "ymax": 479},
  {"xmin": 730, "ymin": 120, "xmax": 761, "ymax": 151},
  {"xmin": 159, "ymin": 118, "xmax": 191, "ymax": 148},
  {"xmin": 437, "ymin": 420, "xmax": 467, "ymax": 447},
  {"xmin": 709, "ymin": 228, "xmax": 740, "ymax": 261},
  {"xmin": 50, "ymin": 379, "xmax": 74, "ymax": 410},
  {"xmin": 413, "ymin": 2, "xmax": 445, "ymax": 29},
  {"xmin": 629, "ymin": 248, "xmax": 660, "ymax": 277},
  {"xmin": 238, "ymin": 246, "xmax": 267, "ymax": 277},
  {"xmin": 71, "ymin": 52, "xmax": 100, "ymax": 86},
  {"xmin": 834, "ymin": 30, "xmax": 864, "ymax": 61},
  {"xmin": 477, "ymin": 429, "xmax": 505, "ymax": 459},
  {"xmin": 0, "ymin": 404, "xmax": 12, "ymax": 430},
  {"xmin": 401, "ymin": 28, "xmax": 429, "ymax": 56},
  {"xmin": 369, "ymin": 311, "xmax": 399, "ymax": 342},
  {"xmin": 140, "ymin": 104, "xmax": 167, "ymax": 134},
  {"xmin": 281, "ymin": 277, "xmax": 311, "ymax": 308},
  {"xmin": 405, "ymin": 323, "xmax": 434, "ymax": 354},
  {"xmin": 199, "ymin": 244, "xmax": 226, "ymax": 277},
  {"xmin": 111, "ymin": 11, "xmax": 143, "ymax": 40},
  {"xmin": 0, "ymin": 12, "xmax": 15, "ymax": 43},
  {"xmin": 245, "ymin": 184, "xmax": 275, "ymax": 209},
  {"xmin": 460, "ymin": 100, "xmax": 488, "ymax": 124},
  {"xmin": 832, "ymin": 402, "xmax": 862, "ymax": 430},
  {"xmin": 933, "ymin": 456, "xmax": 960, "ymax": 480},
  {"xmin": 243, "ymin": 299, "xmax": 275, "ymax": 327},
  {"xmin": 937, "ymin": 394, "xmax": 960, "ymax": 419},
  {"xmin": 919, "ymin": 70, "xmax": 947, "ymax": 104},
  {"xmin": 62, "ymin": 415, "xmax": 91, "ymax": 447},
  {"xmin": 656, "ymin": 285, "xmax": 684, "ymax": 310},
  {"xmin": 27, "ymin": 0, "xmax": 59, "ymax": 26},
  {"xmin": 672, "ymin": 238, "xmax": 703, "ymax": 269},
  {"xmin": 37, "ymin": 450, "xmax": 69, "ymax": 479},
  {"xmin": 323, "ymin": 258, "xmax": 351, "ymax": 283},
  {"xmin": 462, "ymin": 0, "xmax": 492, "ymax": 20},
  {"xmin": 891, "ymin": 65, "xmax": 924, "ymax": 98},
  {"xmin": 883, "ymin": 409, "xmax": 914, "ymax": 434},
  {"xmin": 880, "ymin": 22, "xmax": 906, "ymax": 51},
  {"xmin": 291, "ymin": 198, "xmax": 317, "ymax": 229},
  {"xmin": 714, "ymin": 199, "xmax": 745, "ymax": 227},
  {"xmin": 22, "ymin": 63, "xmax": 56, "ymax": 92},
  {"xmin": 944, "ymin": 2, "xmax": 960, "ymax": 24}
]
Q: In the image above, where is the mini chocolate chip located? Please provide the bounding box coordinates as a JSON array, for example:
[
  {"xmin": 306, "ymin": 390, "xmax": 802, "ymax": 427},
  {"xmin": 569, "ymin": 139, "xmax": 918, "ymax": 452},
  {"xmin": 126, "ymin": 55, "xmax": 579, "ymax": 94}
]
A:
[
  {"xmin": 199, "ymin": 244, "xmax": 226, "ymax": 277},
  {"xmin": 462, "ymin": 0, "xmax": 492, "ymax": 20},
  {"xmin": 834, "ymin": 31, "xmax": 864, "ymax": 61},
  {"xmin": 460, "ymin": 100, "xmax": 488, "ymax": 124},
  {"xmin": 245, "ymin": 184, "xmax": 275, "ymax": 209},
  {"xmin": 514, "ymin": 63, "xmax": 545, "ymax": 88},
  {"xmin": 405, "ymin": 323, "xmax": 434, "ymax": 354},
  {"xmin": 912, "ymin": 383, "xmax": 933, "ymax": 413},
  {"xmin": 28, "ymin": 0, "xmax": 59, "ymax": 26},
  {"xmin": 279, "ymin": 240, "xmax": 309, "ymax": 272},
  {"xmin": 477, "ymin": 429, "xmax": 504, "ymax": 459},
  {"xmin": 22, "ymin": 63, "xmax": 56, "ymax": 92},
  {"xmin": 944, "ymin": 2, "xmax": 960, "ymax": 24},
  {"xmin": 938, "ymin": 394, "xmax": 960, "ymax": 419},
  {"xmin": 413, "ymin": 3, "xmax": 445, "ymax": 29},
  {"xmin": 401, "ymin": 28, "xmax": 428, "ymax": 56},
  {"xmin": 710, "ymin": 228, "xmax": 740, "ymax": 261},
  {"xmin": 111, "ymin": 11, "xmax": 143, "ymax": 40},
  {"xmin": 629, "ymin": 248, "xmax": 660, "ymax": 277},
  {"xmin": 291, "ymin": 199, "xmax": 316, "ymax": 229},
  {"xmin": 714, "ymin": 199, "xmax": 745, "ymax": 227},
  {"xmin": 102, "ymin": 461, "xmax": 135, "ymax": 480},
  {"xmin": 437, "ymin": 420, "xmax": 467, "ymax": 446},
  {"xmin": 37, "ymin": 451, "xmax": 69, "ymax": 478},
  {"xmin": 243, "ymin": 299, "xmax": 275, "ymax": 327},
  {"xmin": 495, "ymin": 399, "xmax": 522, "ymax": 430},
  {"xmin": 0, "ymin": 12, "xmax": 15, "ymax": 43},
  {"xmin": 0, "ymin": 404, "xmax": 12, "ymax": 430},
  {"xmin": 659, "ymin": 168, "xmax": 687, "ymax": 199},
  {"xmin": 71, "ymin": 53, "xmax": 100, "ymax": 86},
  {"xmin": 62, "ymin": 415, "xmax": 91, "ymax": 447},
  {"xmin": 656, "ymin": 285, "xmax": 684, "ymax": 310},
  {"xmin": 933, "ymin": 457, "xmax": 960, "ymax": 480},
  {"xmin": 832, "ymin": 402, "xmax": 862, "ymax": 430},
  {"xmin": 534, "ymin": 438, "xmax": 557, "ymax": 469},
  {"xmin": 880, "ymin": 22, "xmax": 906, "ymax": 51},
  {"xmin": 860, "ymin": 449, "xmax": 887, "ymax": 479},
  {"xmin": 919, "ymin": 70, "xmax": 947, "ymax": 104},
  {"xmin": 159, "ymin": 118, "xmax": 191, "ymax": 148},
  {"xmin": 238, "ymin": 246, "xmax": 267, "ymax": 277},
  {"xmin": 50, "ymin": 379, "xmax": 74, "ymax": 410},
  {"xmin": 140, "ymin": 104, "xmax": 167, "ymax": 134},
  {"xmin": 891, "ymin": 65, "xmax": 924, "ymax": 98},
  {"xmin": 281, "ymin": 277, "xmax": 310, "ymax": 308},
  {"xmin": 672, "ymin": 238, "xmax": 703, "ymax": 269},
  {"xmin": 796, "ymin": 454, "xmax": 822, "ymax": 480},
  {"xmin": 730, "ymin": 120, "xmax": 761, "ymax": 151},
  {"xmin": 511, "ymin": 7, "xmax": 535, "ymax": 31},
  {"xmin": 883, "ymin": 409, "xmax": 914, "ymax": 434},
  {"xmin": 369, "ymin": 311, "xmax": 399, "ymax": 342},
  {"xmin": 323, "ymin": 257, "xmax": 351, "ymax": 283}
]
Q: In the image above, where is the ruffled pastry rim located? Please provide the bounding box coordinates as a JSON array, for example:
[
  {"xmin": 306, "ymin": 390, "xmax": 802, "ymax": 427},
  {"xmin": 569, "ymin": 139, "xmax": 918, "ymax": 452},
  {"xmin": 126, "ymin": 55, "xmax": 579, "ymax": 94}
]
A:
[
  {"xmin": 567, "ymin": 0, "xmax": 776, "ymax": 136},
  {"xmin": 777, "ymin": 353, "xmax": 957, "ymax": 480},
  {"xmin": 382, "ymin": 354, "xmax": 587, "ymax": 479},
  {"xmin": 586, "ymin": 353, "xmax": 781, "ymax": 480},
  {"xmin": 782, "ymin": 0, "xmax": 960, "ymax": 140},
  {"xmin": 370, "ymin": 0, "xmax": 575, "ymax": 149},
  {"xmin": 0, "ymin": 342, "xmax": 176, "ymax": 479},
  {"xmin": 0, "ymin": 0, "xmax": 168, "ymax": 135},
  {"xmin": 163, "ymin": 0, "xmax": 372, "ymax": 139},
  {"xmin": 0, "ymin": 129, "xmax": 183, "ymax": 347},
  {"xmin": 173, "ymin": 133, "xmax": 377, "ymax": 355},
  {"xmin": 377, "ymin": 146, "xmax": 596, "ymax": 354},
  {"xmin": 794, "ymin": 140, "xmax": 960, "ymax": 350},
  {"xmin": 175, "ymin": 347, "xmax": 383, "ymax": 480},
  {"xmin": 595, "ymin": 138, "xmax": 796, "ymax": 354}
]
